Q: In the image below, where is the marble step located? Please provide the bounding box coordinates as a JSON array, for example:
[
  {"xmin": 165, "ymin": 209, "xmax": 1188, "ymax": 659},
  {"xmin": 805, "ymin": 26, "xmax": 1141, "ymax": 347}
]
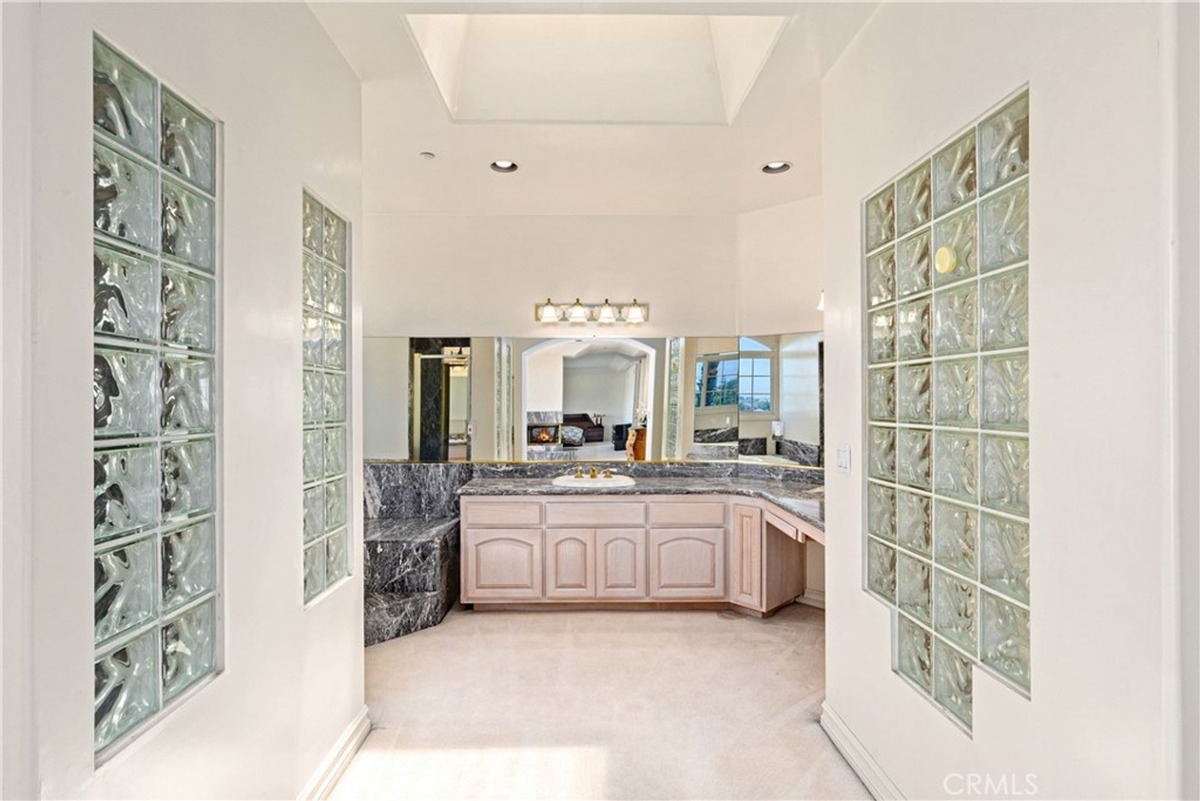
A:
[
  {"xmin": 364, "ymin": 518, "xmax": 459, "ymax": 595},
  {"xmin": 364, "ymin": 590, "xmax": 455, "ymax": 647}
]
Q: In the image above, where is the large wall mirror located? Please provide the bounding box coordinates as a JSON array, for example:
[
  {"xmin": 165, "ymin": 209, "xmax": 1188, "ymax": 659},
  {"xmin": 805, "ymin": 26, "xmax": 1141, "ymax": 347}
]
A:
[{"xmin": 364, "ymin": 332, "xmax": 823, "ymax": 466}]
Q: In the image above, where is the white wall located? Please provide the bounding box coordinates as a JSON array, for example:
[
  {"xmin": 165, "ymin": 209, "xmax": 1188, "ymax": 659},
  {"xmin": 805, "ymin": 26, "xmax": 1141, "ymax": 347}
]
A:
[
  {"xmin": 563, "ymin": 365, "xmax": 637, "ymax": 440},
  {"xmin": 362, "ymin": 214, "xmax": 739, "ymax": 338},
  {"xmin": 778, "ymin": 332, "xmax": 822, "ymax": 445},
  {"xmin": 822, "ymin": 4, "xmax": 1181, "ymax": 798},
  {"xmin": 363, "ymin": 337, "xmax": 409, "ymax": 459},
  {"xmin": 736, "ymin": 196, "xmax": 823, "ymax": 334},
  {"xmin": 9, "ymin": 4, "xmax": 364, "ymax": 797}
]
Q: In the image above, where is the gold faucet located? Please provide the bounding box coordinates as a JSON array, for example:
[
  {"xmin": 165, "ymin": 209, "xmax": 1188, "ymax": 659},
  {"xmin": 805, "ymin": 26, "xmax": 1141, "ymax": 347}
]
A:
[
  {"xmin": 574, "ymin": 466, "xmax": 584, "ymax": 479},
  {"xmin": 603, "ymin": 468, "xmax": 612, "ymax": 479},
  {"xmin": 589, "ymin": 466, "xmax": 598, "ymax": 479}
]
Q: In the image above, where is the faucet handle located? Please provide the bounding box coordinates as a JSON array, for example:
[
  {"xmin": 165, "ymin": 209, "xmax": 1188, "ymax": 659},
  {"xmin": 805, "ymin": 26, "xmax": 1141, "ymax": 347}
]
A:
[
  {"xmin": 574, "ymin": 466, "xmax": 583, "ymax": 479},
  {"xmin": 603, "ymin": 468, "xmax": 612, "ymax": 479}
]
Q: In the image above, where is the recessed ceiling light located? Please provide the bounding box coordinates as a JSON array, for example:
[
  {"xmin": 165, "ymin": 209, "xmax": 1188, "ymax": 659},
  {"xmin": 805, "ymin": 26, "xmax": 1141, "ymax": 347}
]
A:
[
  {"xmin": 419, "ymin": 151, "xmax": 436, "ymax": 160},
  {"xmin": 762, "ymin": 161, "xmax": 791, "ymax": 174},
  {"xmin": 490, "ymin": 160, "xmax": 519, "ymax": 173}
]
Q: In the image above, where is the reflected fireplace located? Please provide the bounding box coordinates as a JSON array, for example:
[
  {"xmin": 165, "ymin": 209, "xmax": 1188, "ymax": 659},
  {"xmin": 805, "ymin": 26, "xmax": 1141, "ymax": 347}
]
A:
[{"xmin": 527, "ymin": 424, "xmax": 561, "ymax": 445}]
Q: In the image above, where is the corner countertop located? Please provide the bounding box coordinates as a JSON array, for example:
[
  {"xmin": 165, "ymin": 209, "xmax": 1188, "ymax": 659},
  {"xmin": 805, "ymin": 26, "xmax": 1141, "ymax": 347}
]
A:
[{"xmin": 459, "ymin": 477, "xmax": 824, "ymax": 532}]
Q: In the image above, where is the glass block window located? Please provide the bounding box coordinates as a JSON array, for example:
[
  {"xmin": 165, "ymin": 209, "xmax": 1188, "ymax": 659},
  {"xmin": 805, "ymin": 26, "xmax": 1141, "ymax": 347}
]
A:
[
  {"xmin": 302, "ymin": 192, "xmax": 350, "ymax": 603},
  {"xmin": 862, "ymin": 90, "xmax": 1030, "ymax": 733},
  {"xmin": 92, "ymin": 35, "xmax": 220, "ymax": 755}
]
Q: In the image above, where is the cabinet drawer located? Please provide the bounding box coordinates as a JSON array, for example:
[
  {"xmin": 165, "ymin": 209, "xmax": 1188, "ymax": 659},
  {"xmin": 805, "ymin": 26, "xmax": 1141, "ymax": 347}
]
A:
[
  {"xmin": 545, "ymin": 502, "xmax": 645, "ymax": 527},
  {"xmin": 764, "ymin": 510, "xmax": 799, "ymax": 541},
  {"xmin": 463, "ymin": 501, "xmax": 542, "ymax": 527},
  {"xmin": 648, "ymin": 501, "xmax": 726, "ymax": 527}
]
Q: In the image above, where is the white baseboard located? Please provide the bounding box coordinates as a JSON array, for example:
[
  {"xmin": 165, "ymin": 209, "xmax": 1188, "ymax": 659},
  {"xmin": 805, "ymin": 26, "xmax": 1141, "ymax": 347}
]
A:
[
  {"xmin": 299, "ymin": 706, "xmax": 371, "ymax": 801},
  {"xmin": 820, "ymin": 702, "xmax": 903, "ymax": 800},
  {"xmin": 797, "ymin": 589, "xmax": 826, "ymax": 609}
]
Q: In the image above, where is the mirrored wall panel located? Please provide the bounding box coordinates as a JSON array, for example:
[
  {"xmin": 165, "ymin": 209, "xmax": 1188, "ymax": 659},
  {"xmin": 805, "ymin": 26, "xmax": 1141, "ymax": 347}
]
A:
[
  {"xmin": 302, "ymin": 192, "xmax": 351, "ymax": 603},
  {"xmin": 862, "ymin": 89, "xmax": 1030, "ymax": 733},
  {"xmin": 93, "ymin": 35, "xmax": 220, "ymax": 755}
]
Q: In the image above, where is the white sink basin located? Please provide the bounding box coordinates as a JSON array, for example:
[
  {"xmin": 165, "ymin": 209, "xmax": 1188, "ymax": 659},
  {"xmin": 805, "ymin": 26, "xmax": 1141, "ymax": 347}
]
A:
[{"xmin": 551, "ymin": 474, "xmax": 636, "ymax": 489}]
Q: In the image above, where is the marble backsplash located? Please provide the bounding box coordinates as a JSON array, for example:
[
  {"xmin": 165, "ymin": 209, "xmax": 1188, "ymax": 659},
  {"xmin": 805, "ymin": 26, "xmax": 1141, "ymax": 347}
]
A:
[
  {"xmin": 774, "ymin": 437, "xmax": 822, "ymax": 467},
  {"xmin": 364, "ymin": 459, "xmax": 823, "ymax": 519}
]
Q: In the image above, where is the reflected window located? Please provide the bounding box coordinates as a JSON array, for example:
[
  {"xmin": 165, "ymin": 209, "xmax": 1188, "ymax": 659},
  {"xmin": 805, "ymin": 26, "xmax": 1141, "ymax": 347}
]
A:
[
  {"xmin": 738, "ymin": 337, "xmax": 775, "ymax": 413},
  {"xmin": 694, "ymin": 355, "xmax": 738, "ymax": 408}
]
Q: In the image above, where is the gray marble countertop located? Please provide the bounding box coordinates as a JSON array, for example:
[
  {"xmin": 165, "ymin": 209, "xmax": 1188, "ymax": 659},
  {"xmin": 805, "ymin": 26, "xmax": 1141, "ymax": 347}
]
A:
[
  {"xmin": 365, "ymin": 517, "xmax": 459, "ymax": 542},
  {"xmin": 459, "ymin": 477, "xmax": 825, "ymax": 532}
]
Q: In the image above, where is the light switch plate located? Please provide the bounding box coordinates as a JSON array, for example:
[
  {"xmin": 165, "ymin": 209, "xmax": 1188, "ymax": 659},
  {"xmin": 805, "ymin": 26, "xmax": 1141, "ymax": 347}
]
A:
[{"xmin": 836, "ymin": 443, "xmax": 852, "ymax": 473}]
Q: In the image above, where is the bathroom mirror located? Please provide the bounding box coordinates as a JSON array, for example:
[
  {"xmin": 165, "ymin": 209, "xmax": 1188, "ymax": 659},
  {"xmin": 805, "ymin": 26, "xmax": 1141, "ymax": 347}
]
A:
[{"xmin": 363, "ymin": 332, "xmax": 823, "ymax": 466}]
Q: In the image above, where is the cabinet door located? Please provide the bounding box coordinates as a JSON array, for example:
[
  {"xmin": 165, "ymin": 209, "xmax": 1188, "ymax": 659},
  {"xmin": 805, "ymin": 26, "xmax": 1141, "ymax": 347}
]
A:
[
  {"xmin": 546, "ymin": 529, "xmax": 595, "ymax": 599},
  {"xmin": 648, "ymin": 528, "xmax": 726, "ymax": 599},
  {"xmin": 731, "ymin": 504, "xmax": 763, "ymax": 610},
  {"xmin": 463, "ymin": 529, "xmax": 543, "ymax": 601},
  {"xmin": 595, "ymin": 528, "xmax": 647, "ymax": 599}
]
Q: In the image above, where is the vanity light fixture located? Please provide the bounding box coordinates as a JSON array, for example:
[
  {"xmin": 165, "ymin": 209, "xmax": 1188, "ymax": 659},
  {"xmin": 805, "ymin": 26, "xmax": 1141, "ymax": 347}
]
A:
[
  {"xmin": 762, "ymin": 161, "xmax": 792, "ymax": 174},
  {"xmin": 533, "ymin": 298, "xmax": 650, "ymax": 326},
  {"xmin": 490, "ymin": 160, "xmax": 519, "ymax": 173}
]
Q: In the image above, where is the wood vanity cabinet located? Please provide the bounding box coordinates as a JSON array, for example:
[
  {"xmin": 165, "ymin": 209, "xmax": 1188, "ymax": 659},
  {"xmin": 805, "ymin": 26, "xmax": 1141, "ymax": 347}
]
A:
[
  {"xmin": 462, "ymin": 528, "xmax": 543, "ymax": 600},
  {"xmin": 647, "ymin": 528, "xmax": 726, "ymax": 599},
  {"xmin": 731, "ymin": 504, "xmax": 763, "ymax": 609},
  {"xmin": 595, "ymin": 529, "xmax": 647, "ymax": 598}
]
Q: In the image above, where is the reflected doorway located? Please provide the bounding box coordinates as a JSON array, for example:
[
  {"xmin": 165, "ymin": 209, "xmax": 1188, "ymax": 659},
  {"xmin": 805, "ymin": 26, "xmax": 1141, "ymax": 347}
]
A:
[{"xmin": 410, "ymin": 338, "xmax": 471, "ymax": 461}]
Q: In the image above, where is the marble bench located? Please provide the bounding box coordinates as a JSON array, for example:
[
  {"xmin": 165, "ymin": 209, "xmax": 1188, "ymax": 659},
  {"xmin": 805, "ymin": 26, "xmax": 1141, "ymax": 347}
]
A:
[{"xmin": 363, "ymin": 517, "xmax": 459, "ymax": 646}]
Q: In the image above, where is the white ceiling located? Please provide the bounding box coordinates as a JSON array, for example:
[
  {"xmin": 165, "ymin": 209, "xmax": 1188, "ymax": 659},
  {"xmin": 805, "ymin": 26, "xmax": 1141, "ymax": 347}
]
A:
[{"xmin": 308, "ymin": 2, "xmax": 877, "ymax": 216}]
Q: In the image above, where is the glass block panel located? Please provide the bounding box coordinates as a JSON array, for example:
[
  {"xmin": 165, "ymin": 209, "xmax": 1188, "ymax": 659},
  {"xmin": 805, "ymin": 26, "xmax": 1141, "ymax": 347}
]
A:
[
  {"xmin": 303, "ymin": 193, "xmax": 324, "ymax": 253},
  {"xmin": 325, "ymin": 264, "xmax": 346, "ymax": 319},
  {"xmin": 980, "ymin": 266, "xmax": 1029, "ymax": 351},
  {"xmin": 934, "ymin": 569, "xmax": 977, "ymax": 652},
  {"xmin": 895, "ymin": 162, "xmax": 931, "ymax": 237},
  {"xmin": 866, "ymin": 538, "xmax": 896, "ymax": 603},
  {"xmin": 865, "ymin": 186, "xmax": 895, "ymax": 252},
  {"xmin": 303, "ymin": 484, "xmax": 324, "ymax": 543},
  {"xmin": 161, "ymin": 266, "xmax": 215, "ymax": 352},
  {"xmin": 932, "ymin": 206, "xmax": 977, "ymax": 287},
  {"xmin": 981, "ymin": 435, "xmax": 1030, "ymax": 516},
  {"xmin": 161, "ymin": 600, "xmax": 216, "ymax": 701},
  {"xmin": 981, "ymin": 513, "xmax": 1030, "ymax": 604},
  {"xmin": 95, "ymin": 242, "xmax": 158, "ymax": 342},
  {"xmin": 324, "ymin": 318, "xmax": 346, "ymax": 371},
  {"xmin": 94, "ymin": 445, "xmax": 159, "ymax": 541},
  {"xmin": 866, "ymin": 247, "xmax": 896, "ymax": 308},
  {"xmin": 897, "ymin": 362, "xmax": 931, "ymax": 424},
  {"xmin": 867, "ymin": 483, "xmax": 896, "ymax": 542},
  {"xmin": 933, "ymin": 431, "xmax": 978, "ymax": 503},
  {"xmin": 324, "ymin": 427, "xmax": 346, "ymax": 477},
  {"xmin": 979, "ymin": 92, "xmax": 1029, "ymax": 195},
  {"xmin": 93, "ymin": 38, "xmax": 157, "ymax": 159},
  {"xmin": 325, "ymin": 211, "xmax": 348, "ymax": 266},
  {"xmin": 161, "ymin": 90, "xmax": 215, "ymax": 193},
  {"xmin": 303, "ymin": 370, "xmax": 324, "ymax": 424},
  {"xmin": 896, "ymin": 428, "xmax": 932, "ymax": 491},
  {"xmin": 896, "ymin": 229, "xmax": 932, "ymax": 299},
  {"xmin": 934, "ymin": 358, "xmax": 978, "ymax": 427},
  {"xmin": 898, "ymin": 554, "xmax": 932, "ymax": 625},
  {"xmin": 933, "ymin": 637, "xmax": 973, "ymax": 728},
  {"xmin": 982, "ymin": 353, "xmax": 1029, "ymax": 431},
  {"xmin": 161, "ymin": 438, "xmax": 215, "ymax": 521},
  {"xmin": 94, "ymin": 142, "xmax": 158, "ymax": 251},
  {"xmin": 932, "ymin": 130, "xmax": 977, "ymax": 218},
  {"xmin": 326, "ymin": 528, "xmax": 349, "ymax": 585},
  {"xmin": 896, "ymin": 298, "xmax": 931, "ymax": 360},
  {"xmin": 303, "ymin": 254, "xmax": 324, "ymax": 310},
  {"xmin": 933, "ymin": 283, "xmax": 977, "ymax": 356},
  {"xmin": 868, "ymin": 308, "xmax": 896, "ymax": 364},
  {"xmin": 896, "ymin": 490, "xmax": 932, "ymax": 557},
  {"xmin": 303, "ymin": 312, "xmax": 324, "ymax": 367},
  {"xmin": 94, "ymin": 536, "xmax": 157, "ymax": 644},
  {"xmin": 867, "ymin": 426, "xmax": 896, "ymax": 481},
  {"xmin": 981, "ymin": 592, "xmax": 1031, "ymax": 691},
  {"xmin": 161, "ymin": 519, "xmax": 216, "ymax": 612},
  {"xmin": 980, "ymin": 182, "xmax": 1029, "ymax": 272},
  {"xmin": 160, "ymin": 356, "xmax": 213, "ymax": 434},
  {"xmin": 304, "ymin": 541, "xmax": 327, "ymax": 602},
  {"xmin": 162, "ymin": 178, "xmax": 215, "ymax": 272},
  {"xmin": 867, "ymin": 367, "xmax": 896, "ymax": 422},
  {"xmin": 934, "ymin": 500, "xmax": 978, "ymax": 579},
  {"xmin": 95, "ymin": 347, "xmax": 158, "ymax": 437},
  {"xmin": 897, "ymin": 615, "xmax": 933, "ymax": 692},
  {"xmin": 303, "ymin": 428, "xmax": 324, "ymax": 483},
  {"xmin": 94, "ymin": 629, "xmax": 159, "ymax": 751},
  {"xmin": 324, "ymin": 372, "xmax": 347, "ymax": 423},
  {"xmin": 324, "ymin": 476, "xmax": 347, "ymax": 532}
]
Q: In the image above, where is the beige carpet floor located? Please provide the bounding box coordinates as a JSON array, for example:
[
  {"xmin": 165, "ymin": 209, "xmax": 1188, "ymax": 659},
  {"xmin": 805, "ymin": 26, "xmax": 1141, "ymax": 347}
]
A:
[{"xmin": 332, "ymin": 604, "xmax": 870, "ymax": 800}]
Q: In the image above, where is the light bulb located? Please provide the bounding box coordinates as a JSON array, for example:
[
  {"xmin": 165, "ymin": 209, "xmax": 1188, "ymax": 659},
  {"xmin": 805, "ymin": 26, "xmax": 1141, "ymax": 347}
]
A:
[
  {"xmin": 597, "ymin": 300, "xmax": 616, "ymax": 324},
  {"xmin": 624, "ymin": 300, "xmax": 645, "ymax": 325},
  {"xmin": 567, "ymin": 299, "xmax": 589, "ymax": 324},
  {"xmin": 538, "ymin": 299, "xmax": 560, "ymax": 323}
]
